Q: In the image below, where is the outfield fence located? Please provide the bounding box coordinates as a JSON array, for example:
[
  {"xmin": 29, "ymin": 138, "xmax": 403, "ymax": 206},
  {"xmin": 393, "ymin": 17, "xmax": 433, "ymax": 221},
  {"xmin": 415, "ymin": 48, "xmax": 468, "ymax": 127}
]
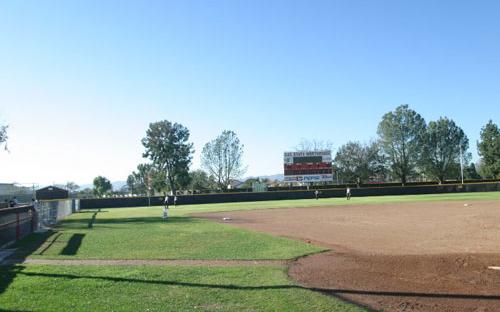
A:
[{"xmin": 80, "ymin": 182, "xmax": 500, "ymax": 209}]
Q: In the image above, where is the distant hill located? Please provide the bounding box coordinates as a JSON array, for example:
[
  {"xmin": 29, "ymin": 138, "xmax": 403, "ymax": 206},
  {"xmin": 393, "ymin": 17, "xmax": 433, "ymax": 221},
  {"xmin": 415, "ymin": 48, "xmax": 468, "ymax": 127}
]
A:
[
  {"xmin": 111, "ymin": 181, "xmax": 127, "ymax": 190},
  {"xmin": 77, "ymin": 181, "xmax": 127, "ymax": 191}
]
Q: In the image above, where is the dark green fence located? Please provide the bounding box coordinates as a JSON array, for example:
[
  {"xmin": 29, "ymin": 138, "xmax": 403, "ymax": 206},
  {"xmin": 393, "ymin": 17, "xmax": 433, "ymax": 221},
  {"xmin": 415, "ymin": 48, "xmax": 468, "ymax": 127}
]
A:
[{"xmin": 80, "ymin": 182, "xmax": 500, "ymax": 209}]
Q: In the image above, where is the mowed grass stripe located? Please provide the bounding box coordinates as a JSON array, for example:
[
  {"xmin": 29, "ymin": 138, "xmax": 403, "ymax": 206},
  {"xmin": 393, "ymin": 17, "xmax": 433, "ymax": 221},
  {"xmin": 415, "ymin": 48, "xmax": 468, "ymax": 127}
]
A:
[
  {"xmin": 170, "ymin": 191, "xmax": 500, "ymax": 215},
  {"xmin": 14, "ymin": 213, "xmax": 323, "ymax": 260},
  {"xmin": 0, "ymin": 265, "xmax": 365, "ymax": 312},
  {"xmin": 12, "ymin": 191, "xmax": 500, "ymax": 261}
]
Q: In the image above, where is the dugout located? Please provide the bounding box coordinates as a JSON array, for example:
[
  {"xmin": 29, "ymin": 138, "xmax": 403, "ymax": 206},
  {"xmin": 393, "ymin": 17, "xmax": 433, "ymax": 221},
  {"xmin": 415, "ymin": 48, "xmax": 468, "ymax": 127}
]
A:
[{"xmin": 36, "ymin": 186, "xmax": 69, "ymax": 200}]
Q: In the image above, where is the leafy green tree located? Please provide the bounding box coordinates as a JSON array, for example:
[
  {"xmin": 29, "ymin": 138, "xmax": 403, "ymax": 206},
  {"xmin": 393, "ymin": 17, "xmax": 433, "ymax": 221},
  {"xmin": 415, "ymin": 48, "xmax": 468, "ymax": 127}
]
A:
[
  {"xmin": 477, "ymin": 120, "xmax": 500, "ymax": 178},
  {"xmin": 142, "ymin": 121, "xmax": 194, "ymax": 194},
  {"xmin": 126, "ymin": 174, "xmax": 137, "ymax": 194},
  {"xmin": 188, "ymin": 169, "xmax": 216, "ymax": 191},
  {"xmin": 464, "ymin": 163, "xmax": 482, "ymax": 180},
  {"xmin": 420, "ymin": 117, "xmax": 470, "ymax": 183},
  {"xmin": 201, "ymin": 130, "xmax": 246, "ymax": 191},
  {"xmin": 377, "ymin": 105, "xmax": 426, "ymax": 185},
  {"xmin": 240, "ymin": 178, "xmax": 260, "ymax": 189},
  {"xmin": 334, "ymin": 141, "xmax": 387, "ymax": 183},
  {"xmin": 127, "ymin": 163, "xmax": 154, "ymax": 195},
  {"xmin": 93, "ymin": 176, "xmax": 112, "ymax": 197}
]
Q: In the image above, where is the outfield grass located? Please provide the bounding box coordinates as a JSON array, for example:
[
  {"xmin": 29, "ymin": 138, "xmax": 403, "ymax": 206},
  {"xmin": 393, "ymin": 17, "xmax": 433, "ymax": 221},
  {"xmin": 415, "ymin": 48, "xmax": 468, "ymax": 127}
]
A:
[
  {"xmin": 168, "ymin": 191, "xmax": 500, "ymax": 215},
  {"xmin": 13, "ymin": 191, "xmax": 500, "ymax": 261},
  {"xmin": 14, "ymin": 210, "xmax": 323, "ymax": 260},
  {"xmin": 0, "ymin": 265, "xmax": 364, "ymax": 311},
  {"xmin": 4, "ymin": 192, "xmax": 498, "ymax": 312}
]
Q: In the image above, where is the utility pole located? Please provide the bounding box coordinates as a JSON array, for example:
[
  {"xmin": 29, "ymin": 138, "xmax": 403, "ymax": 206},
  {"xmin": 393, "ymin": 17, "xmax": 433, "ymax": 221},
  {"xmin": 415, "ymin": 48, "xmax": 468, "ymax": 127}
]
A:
[{"xmin": 459, "ymin": 143, "xmax": 464, "ymax": 184}]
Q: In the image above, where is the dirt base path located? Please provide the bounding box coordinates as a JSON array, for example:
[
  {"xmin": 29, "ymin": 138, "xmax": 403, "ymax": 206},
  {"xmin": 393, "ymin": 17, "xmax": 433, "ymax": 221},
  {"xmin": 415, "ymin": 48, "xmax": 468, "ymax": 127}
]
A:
[
  {"xmin": 291, "ymin": 251, "xmax": 500, "ymax": 312},
  {"xmin": 1, "ymin": 258, "xmax": 289, "ymax": 267},
  {"xmin": 194, "ymin": 200, "xmax": 500, "ymax": 311}
]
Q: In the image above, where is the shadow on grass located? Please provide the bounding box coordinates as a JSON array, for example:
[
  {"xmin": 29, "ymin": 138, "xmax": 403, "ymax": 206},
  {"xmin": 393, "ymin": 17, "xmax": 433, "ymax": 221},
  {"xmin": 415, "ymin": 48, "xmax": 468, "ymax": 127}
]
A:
[
  {"xmin": 61, "ymin": 216, "xmax": 198, "ymax": 227},
  {"xmin": 0, "ymin": 230, "xmax": 54, "ymax": 296},
  {"xmin": 10, "ymin": 270, "xmax": 500, "ymax": 302},
  {"xmin": 87, "ymin": 212, "xmax": 98, "ymax": 228},
  {"xmin": 55, "ymin": 210, "xmax": 197, "ymax": 230},
  {"xmin": 59, "ymin": 234, "xmax": 85, "ymax": 256},
  {"xmin": 36, "ymin": 233, "xmax": 63, "ymax": 256}
]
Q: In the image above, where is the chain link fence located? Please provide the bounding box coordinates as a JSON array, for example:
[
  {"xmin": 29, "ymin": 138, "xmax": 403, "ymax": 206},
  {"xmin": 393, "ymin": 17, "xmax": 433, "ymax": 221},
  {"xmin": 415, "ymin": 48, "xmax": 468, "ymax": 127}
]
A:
[
  {"xmin": 36, "ymin": 199, "xmax": 79, "ymax": 228},
  {"xmin": 0, "ymin": 199, "xmax": 79, "ymax": 248}
]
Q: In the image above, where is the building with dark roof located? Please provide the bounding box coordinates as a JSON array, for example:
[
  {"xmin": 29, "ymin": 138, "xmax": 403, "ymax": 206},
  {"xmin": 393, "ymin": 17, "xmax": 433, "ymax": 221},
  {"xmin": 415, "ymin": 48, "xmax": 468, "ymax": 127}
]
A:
[{"xmin": 36, "ymin": 186, "xmax": 69, "ymax": 200}]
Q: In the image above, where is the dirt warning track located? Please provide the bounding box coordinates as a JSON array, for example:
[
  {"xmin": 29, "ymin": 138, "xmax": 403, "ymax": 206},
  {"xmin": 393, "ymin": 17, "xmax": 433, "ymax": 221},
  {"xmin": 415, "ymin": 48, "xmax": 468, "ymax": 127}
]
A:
[{"xmin": 194, "ymin": 200, "xmax": 500, "ymax": 312}]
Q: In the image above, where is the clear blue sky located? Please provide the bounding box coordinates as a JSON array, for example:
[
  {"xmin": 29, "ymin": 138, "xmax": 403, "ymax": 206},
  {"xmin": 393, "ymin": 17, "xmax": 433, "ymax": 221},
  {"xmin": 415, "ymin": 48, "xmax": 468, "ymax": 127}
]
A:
[{"xmin": 0, "ymin": 0, "xmax": 499, "ymax": 185}]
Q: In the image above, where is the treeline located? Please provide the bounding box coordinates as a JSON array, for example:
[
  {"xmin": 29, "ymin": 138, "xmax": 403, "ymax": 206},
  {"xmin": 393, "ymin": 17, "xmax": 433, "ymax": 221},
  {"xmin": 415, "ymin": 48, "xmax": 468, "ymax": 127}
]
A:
[
  {"xmin": 122, "ymin": 123, "xmax": 246, "ymax": 197},
  {"xmin": 334, "ymin": 105, "xmax": 499, "ymax": 185},
  {"xmin": 85, "ymin": 105, "xmax": 498, "ymax": 197}
]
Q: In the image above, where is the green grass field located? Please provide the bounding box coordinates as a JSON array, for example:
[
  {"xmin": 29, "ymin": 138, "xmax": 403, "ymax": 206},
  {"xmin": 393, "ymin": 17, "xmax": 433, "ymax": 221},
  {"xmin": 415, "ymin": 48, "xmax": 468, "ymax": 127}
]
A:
[
  {"xmin": 15, "ymin": 211, "xmax": 323, "ymax": 260},
  {"xmin": 170, "ymin": 191, "xmax": 500, "ymax": 215},
  {"xmin": 2, "ymin": 192, "xmax": 499, "ymax": 311},
  {"xmin": 0, "ymin": 265, "xmax": 361, "ymax": 312}
]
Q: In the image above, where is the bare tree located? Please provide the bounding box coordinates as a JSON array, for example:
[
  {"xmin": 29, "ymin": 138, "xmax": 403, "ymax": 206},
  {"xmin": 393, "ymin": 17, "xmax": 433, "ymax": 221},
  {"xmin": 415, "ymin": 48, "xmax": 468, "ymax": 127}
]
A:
[
  {"xmin": 0, "ymin": 122, "xmax": 8, "ymax": 151},
  {"xmin": 201, "ymin": 130, "xmax": 246, "ymax": 191},
  {"xmin": 295, "ymin": 138, "xmax": 333, "ymax": 152},
  {"xmin": 65, "ymin": 182, "xmax": 80, "ymax": 194}
]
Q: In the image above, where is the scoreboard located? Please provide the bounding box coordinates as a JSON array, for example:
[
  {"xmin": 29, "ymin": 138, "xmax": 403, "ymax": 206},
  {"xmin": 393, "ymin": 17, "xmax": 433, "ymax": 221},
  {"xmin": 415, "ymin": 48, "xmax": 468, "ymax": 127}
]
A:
[{"xmin": 283, "ymin": 150, "xmax": 333, "ymax": 183}]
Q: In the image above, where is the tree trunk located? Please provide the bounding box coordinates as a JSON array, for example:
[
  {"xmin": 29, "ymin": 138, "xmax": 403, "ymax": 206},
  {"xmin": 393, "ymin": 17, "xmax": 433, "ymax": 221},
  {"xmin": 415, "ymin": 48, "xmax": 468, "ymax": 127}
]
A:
[{"xmin": 168, "ymin": 175, "xmax": 176, "ymax": 195}]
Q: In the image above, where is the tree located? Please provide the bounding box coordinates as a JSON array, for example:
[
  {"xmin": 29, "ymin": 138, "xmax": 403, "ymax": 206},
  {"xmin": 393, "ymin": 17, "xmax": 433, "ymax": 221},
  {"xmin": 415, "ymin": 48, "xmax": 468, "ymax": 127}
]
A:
[
  {"xmin": 464, "ymin": 163, "xmax": 482, "ymax": 180},
  {"xmin": 0, "ymin": 123, "xmax": 7, "ymax": 151},
  {"xmin": 420, "ymin": 117, "xmax": 470, "ymax": 183},
  {"xmin": 295, "ymin": 139, "xmax": 333, "ymax": 152},
  {"xmin": 119, "ymin": 184, "xmax": 130, "ymax": 194},
  {"xmin": 477, "ymin": 120, "xmax": 500, "ymax": 178},
  {"xmin": 142, "ymin": 121, "xmax": 194, "ymax": 194},
  {"xmin": 377, "ymin": 105, "xmax": 426, "ymax": 185},
  {"xmin": 77, "ymin": 188, "xmax": 94, "ymax": 198},
  {"xmin": 201, "ymin": 130, "xmax": 246, "ymax": 191},
  {"xmin": 65, "ymin": 182, "xmax": 80, "ymax": 194},
  {"xmin": 93, "ymin": 176, "xmax": 112, "ymax": 197},
  {"xmin": 240, "ymin": 178, "xmax": 260, "ymax": 189},
  {"xmin": 126, "ymin": 174, "xmax": 137, "ymax": 194},
  {"xmin": 334, "ymin": 141, "xmax": 387, "ymax": 183},
  {"xmin": 188, "ymin": 169, "xmax": 216, "ymax": 191},
  {"xmin": 127, "ymin": 163, "xmax": 154, "ymax": 195}
]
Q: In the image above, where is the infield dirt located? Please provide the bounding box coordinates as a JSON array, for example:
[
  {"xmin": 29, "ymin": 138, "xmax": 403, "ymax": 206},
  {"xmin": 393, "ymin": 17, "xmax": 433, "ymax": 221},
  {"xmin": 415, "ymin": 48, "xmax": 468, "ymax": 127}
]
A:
[{"xmin": 194, "ymin": 200, "xmax": 500, "ymax": 312}]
